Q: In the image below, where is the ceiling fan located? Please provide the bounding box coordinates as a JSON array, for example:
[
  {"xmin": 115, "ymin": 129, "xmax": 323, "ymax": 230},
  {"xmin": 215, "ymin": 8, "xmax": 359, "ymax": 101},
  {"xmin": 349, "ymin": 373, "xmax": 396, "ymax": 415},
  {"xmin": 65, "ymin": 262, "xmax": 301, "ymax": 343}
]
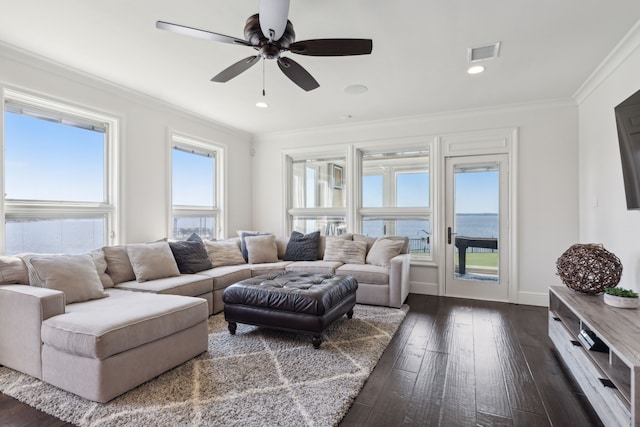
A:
[{"xmin": 156, "ymin": 0, "xmax": 372, "ymax": 91}]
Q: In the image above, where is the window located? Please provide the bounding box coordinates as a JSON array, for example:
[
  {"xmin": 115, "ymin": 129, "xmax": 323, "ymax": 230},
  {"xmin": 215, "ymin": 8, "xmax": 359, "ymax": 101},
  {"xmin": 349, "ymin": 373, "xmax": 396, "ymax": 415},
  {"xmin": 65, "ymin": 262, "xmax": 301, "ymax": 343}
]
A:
[
  {"xmin": 360, "ymin": 150, "xmax": 431, "ymax": 257},
  {"xmin": 2, "ymin": 90, "xmax": 118, "ymax": 255},
  {"xmin": 287, "ymin": 155, "xmax": 346, "ymax": 236},
  {"xmin": 171, "ymin": 135, "xmax": 222, "ymax": 240}
]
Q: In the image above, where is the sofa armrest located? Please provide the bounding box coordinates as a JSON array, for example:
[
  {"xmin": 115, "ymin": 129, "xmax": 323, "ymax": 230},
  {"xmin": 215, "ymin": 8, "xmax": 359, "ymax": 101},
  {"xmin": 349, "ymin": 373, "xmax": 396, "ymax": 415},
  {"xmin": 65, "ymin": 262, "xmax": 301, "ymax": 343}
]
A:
[
  {"xmin": 0, "ymin": 285, "xmax": 65, "ymax": 378},
  {"xmin": 388, "ymin": 253, "xmax": 411, "ymax": 308}
]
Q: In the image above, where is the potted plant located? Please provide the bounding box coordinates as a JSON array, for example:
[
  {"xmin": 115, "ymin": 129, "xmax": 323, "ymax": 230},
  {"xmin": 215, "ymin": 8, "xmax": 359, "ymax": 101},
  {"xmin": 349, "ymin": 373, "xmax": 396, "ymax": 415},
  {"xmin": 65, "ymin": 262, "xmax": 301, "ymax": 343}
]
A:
[{"xmin": 604, "ymin": 287, "xmax": 639, "ymax": 309}]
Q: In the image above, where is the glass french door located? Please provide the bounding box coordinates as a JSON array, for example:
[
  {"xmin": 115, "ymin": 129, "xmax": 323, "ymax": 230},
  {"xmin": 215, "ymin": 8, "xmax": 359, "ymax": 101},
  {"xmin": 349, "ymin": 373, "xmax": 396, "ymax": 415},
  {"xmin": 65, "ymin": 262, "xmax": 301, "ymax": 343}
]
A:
[{"xmin": 444, "ymin": 154, "xmax": 509, "ymax": 301}]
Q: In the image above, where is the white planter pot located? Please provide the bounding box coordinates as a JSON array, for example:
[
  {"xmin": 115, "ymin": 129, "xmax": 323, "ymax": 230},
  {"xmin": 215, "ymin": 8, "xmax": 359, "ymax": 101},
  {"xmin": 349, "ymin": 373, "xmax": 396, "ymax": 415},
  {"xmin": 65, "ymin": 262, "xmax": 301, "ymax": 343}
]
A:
[{"xmin": 604, "ymin": 293, "xmax": 639, "ymax": 309}]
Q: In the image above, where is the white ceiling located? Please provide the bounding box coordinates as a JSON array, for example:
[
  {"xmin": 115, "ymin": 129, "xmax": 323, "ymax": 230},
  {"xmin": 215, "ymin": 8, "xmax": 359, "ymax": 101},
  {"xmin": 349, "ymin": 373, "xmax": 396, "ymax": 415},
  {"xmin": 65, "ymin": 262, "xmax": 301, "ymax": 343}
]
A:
[{"xmin": 1, "ymin": 1, "xmax": 640, "ymax": 135}]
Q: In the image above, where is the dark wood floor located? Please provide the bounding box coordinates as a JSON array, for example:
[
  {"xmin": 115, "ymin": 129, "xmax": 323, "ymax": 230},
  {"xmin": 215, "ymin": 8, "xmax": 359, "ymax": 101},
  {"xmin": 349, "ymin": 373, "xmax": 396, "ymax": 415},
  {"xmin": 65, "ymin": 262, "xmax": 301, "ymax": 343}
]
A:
[{"xmin": 0, "ymin": 294, "xmax": 602, "ymax": 427}]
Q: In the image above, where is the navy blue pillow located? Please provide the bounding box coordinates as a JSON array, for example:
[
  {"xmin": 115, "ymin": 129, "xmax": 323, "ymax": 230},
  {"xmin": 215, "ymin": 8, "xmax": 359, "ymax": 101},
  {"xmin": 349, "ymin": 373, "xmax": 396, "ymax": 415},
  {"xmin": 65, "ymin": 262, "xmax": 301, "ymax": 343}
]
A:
[
  {"xmin": 283, "ymin": 231, "xmax": 320, "ymax": 261},
  {"xmin": 169, "ymin": 233, "xmax": 213, "ymax": 274}
]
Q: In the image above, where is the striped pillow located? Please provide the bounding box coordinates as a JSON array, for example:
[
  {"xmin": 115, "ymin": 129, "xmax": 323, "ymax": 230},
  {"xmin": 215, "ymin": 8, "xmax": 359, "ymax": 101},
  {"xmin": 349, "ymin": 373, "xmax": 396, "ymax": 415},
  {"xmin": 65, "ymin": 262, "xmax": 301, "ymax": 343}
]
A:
[
  {"xmin": 323, "ymin": 238, "xmax": 367, "ymax": 264},
  {"xmin": 204, "ymin": 240, "xmax": 246, "ymax": 267}
]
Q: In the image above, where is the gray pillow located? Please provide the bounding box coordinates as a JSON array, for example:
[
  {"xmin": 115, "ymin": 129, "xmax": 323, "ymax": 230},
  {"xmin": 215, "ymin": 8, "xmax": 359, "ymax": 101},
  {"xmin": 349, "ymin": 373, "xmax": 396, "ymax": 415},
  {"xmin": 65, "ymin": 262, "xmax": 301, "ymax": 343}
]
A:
[
  {"xmin": 90, "ymin": 249, "xmax": 115, "ymax": 288},
  {"xmin": 169, "ymin": 234, "xmax": 213, "ymax": 274},
  {"xmin": 283, "ymin": 231, "xmax": 320, "ymax": 261},
  {"xmin": 245, "ymin": 234, "xmax": 279, "ymax": 264},
  {"xmin": 353, "ymin": 234, "xmax": 379, "ymax": 255},
  {"xmin": 126, "ymin": 241, "xmax": 181, "ymax": 282},
  {"xmin": 239, "ymin": 231, "xmax": 271, "ymax": 262},
  {"xmin": 323, "ymin": 238, "xmax": 367, "ymax": 264},
  {"xmin": 103, "ymin": 245, "xmax": 136, "ymax": 284},
  {"xmin": 204, "ymin": 240, "xmax": 246, "ymax": 267},
  {"xmin": 0, "ymin": 256, "xmax": 28, "ymax": 285},
  {"xmin": 366, "ymin": 238, "xmax": 404, "ymax": 267},
  {"xmin": 25, "ymin": 253, "xmax": 108, "ymax": 304}
]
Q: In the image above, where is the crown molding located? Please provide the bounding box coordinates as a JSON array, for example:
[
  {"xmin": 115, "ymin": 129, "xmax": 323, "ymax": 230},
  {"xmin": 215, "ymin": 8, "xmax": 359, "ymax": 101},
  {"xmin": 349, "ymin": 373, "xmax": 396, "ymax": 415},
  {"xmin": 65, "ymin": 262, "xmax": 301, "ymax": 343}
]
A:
[{"xmin": 573, "ymin": 19, "xmax": 640, "ymax": 105}]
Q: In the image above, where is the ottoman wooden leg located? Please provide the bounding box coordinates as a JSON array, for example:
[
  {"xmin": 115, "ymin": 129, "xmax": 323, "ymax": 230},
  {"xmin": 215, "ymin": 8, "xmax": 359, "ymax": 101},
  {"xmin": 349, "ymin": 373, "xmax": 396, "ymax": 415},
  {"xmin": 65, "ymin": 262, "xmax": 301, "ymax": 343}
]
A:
[
  {"xmin": 347, "ymin": 309, "xmax": 354, "ymax": 319},
  {"xmin": 228, "ymin": 322, "xmax": 237, "ymax": 335},
  {"xmin": 312, "ymin": 335, "xmax": 322, "ymax": 349}
]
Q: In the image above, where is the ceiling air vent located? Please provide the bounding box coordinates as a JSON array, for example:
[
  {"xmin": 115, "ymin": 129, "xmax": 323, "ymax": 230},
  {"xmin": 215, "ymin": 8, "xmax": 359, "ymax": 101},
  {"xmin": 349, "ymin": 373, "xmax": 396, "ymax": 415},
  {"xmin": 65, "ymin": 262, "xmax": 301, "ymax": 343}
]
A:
[{"xmin": 468, "ymin": 42, "xmax": 501, "ymax": 62}]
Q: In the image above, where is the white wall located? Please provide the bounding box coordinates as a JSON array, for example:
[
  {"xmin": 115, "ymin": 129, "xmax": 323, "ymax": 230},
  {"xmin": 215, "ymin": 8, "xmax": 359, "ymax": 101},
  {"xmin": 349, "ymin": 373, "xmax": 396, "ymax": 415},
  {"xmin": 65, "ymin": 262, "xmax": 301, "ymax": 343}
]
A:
[
  {"xmin": 252, "ymin": 101, "xmax": 580, "ymax": 306},
  {"xmin": 0, "ymin": 42, "xmax": 253, "ymax": 244},
  {"xmin": 577, "ymin": 23, "xmax": 640, "ymax": 292}
]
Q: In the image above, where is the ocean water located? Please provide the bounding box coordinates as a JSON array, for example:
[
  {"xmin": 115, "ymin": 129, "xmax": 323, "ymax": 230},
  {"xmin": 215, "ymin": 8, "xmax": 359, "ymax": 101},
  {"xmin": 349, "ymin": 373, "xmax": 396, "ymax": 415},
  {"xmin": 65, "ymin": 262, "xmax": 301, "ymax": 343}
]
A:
[{"xmin": 362, "ymin": 213, "xmax": 498, "ymax": 239}]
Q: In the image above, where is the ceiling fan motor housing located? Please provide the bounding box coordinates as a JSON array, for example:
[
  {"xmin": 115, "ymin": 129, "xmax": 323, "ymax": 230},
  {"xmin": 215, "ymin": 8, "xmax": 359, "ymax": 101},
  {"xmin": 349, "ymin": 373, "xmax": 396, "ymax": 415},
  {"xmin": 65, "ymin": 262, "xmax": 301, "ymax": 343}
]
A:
[{"xmin": 244, "ymin": 14, "xmax": 295, "ymax": 59}]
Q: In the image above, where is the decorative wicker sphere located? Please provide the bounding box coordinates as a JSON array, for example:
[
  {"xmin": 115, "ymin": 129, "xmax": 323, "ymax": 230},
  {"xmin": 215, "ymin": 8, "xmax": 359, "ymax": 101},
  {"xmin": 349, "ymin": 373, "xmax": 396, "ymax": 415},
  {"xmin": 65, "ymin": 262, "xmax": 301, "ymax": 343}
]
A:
[{"xmin": 556, "ymin": 243, "xmax": 622, "ymax": 294}]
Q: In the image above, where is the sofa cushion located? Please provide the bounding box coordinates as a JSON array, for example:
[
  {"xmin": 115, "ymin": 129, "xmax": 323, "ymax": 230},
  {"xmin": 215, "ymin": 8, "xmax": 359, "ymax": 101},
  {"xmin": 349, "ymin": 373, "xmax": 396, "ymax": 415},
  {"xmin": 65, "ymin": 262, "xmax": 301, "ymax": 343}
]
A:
[
  {"xmin": 169, "ymin": 234, "xmax": 213, "ymax": 274},
  {"xmin": 103, "ymin": 245, "xmax": 136, "ymax": 284},
  {"xmin": 41, "ymin": 289, "xmax": 207, "ymax": 360},
  {"xmin": 250, "ymin": 261, "xmax": 292, "ymax": 276},
  {"xmin": 23, "ymin": 253, "xmax": 108, "ymax": 304},
  {"xmin": 245, "ymin": 234, "xmax": 279, "ymax": 264},
  {"xmin": 323, "ymin": 238, "xmax": 366, "ymax": 264},
  {"xmin": 127, "ymin": 241, "xmax": 181, "ymax": 282},
  {"xmin": 283, "ymin": 231, "xmax": 320, "ymax": 261},
  {"xmin": 89, "ymin": 249, "xmax": 115, "ymax": 289},
  {"xmin": 366, "ymin": 238, "xmax": 404, "ymax": 267},
  {"xmin": 336, "ymin": 263, "xmax": 389, "ymax": 285},
  {"xmin": 114, "ymin": 274, "xmax": 213, "ymax": 297},
  {"xmin": 197, "ymin": 265, "xmax": 252, "ymax": 291},
  {"xmin": 0, "ymin": 256, "xmax": 28, "ymax": 285},
  {"xmin": 285, "ymin": 261, "xmax": 343, "ymax": 275},
  {"xmin": 204, "ymin": 240, "xmax": 246, "ymax": 267}
]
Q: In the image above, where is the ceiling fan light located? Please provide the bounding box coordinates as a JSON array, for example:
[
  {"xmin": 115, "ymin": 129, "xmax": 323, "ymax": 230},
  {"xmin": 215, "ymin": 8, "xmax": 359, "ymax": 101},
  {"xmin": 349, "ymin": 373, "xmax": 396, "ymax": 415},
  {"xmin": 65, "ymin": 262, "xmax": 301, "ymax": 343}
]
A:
[{"xmin": 259, "ymin": 0, "xmax": 290, "ymax": 40}]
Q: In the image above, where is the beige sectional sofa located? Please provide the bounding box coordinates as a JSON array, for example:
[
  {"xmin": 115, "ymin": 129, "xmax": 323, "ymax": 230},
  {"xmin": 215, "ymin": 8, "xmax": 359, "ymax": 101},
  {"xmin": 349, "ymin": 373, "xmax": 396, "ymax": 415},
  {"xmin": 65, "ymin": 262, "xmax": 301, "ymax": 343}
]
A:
[{"xmin": 0, "ymin": 232, "xmax": 410, "ymax": 402}]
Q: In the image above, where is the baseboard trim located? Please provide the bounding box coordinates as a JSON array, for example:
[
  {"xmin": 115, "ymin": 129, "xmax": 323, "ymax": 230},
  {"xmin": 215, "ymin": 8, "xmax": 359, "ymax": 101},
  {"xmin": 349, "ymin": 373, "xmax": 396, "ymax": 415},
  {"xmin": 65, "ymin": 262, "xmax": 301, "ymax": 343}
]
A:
[
  {"xmin": 410, "ymin": 282, "xmax": 439, "ymax": 295},
  {"xmin": 517, "ymin": 291, "xmax": 549, "ymax": 307}
]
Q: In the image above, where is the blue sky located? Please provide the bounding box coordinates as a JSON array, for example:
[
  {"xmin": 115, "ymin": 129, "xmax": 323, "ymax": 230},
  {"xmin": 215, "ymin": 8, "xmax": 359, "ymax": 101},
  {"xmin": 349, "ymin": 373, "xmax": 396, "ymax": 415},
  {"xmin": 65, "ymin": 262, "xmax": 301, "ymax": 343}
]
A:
[{"xmin": 455, "ymin": 171, "xmax": 499, "ymax": 214}]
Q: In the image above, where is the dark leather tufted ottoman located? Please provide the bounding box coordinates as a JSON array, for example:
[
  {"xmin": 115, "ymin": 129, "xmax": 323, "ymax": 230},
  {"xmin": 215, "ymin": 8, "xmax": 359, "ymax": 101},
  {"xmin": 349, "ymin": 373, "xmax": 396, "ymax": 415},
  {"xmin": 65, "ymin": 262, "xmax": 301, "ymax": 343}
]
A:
[{"xmin": 222, "ymin": 272, "xmax": 358, "ymax": 348}]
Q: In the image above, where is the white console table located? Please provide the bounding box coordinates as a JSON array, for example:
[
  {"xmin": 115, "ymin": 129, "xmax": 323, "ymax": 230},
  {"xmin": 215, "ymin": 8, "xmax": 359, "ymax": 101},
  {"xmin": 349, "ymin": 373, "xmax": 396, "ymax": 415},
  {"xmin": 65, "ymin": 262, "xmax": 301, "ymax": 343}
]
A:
[{"xmin": 549, "ymin": 286, "xmax": 640, "ymax": 426}]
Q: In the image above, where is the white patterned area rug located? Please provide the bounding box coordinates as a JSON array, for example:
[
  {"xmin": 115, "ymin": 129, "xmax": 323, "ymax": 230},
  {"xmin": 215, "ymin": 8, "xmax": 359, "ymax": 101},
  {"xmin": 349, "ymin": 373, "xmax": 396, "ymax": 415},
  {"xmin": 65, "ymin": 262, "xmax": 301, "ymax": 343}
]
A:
[{"xmin": 0, "ymin": 304, "xmax": 408, "ymax": 427}]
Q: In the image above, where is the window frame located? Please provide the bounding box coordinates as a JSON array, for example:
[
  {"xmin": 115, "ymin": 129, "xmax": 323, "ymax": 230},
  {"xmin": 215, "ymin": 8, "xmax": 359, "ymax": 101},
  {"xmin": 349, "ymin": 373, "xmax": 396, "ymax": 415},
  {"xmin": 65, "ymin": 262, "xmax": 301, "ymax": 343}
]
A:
[
  {"xmin": 1, "ymin": 88, "xmax": 119, "ymax": 254},
  {"xmin": 169, "ymin": 132, "xmax": 225, "ymax": 240}
]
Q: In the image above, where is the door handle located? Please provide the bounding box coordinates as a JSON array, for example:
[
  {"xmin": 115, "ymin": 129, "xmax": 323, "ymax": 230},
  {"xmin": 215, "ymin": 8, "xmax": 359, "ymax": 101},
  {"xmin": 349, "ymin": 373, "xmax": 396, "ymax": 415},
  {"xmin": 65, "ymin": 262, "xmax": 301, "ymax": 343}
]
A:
[{"xmin": 448, "ymin": 227, "xmax": 452, "ymax": 244}]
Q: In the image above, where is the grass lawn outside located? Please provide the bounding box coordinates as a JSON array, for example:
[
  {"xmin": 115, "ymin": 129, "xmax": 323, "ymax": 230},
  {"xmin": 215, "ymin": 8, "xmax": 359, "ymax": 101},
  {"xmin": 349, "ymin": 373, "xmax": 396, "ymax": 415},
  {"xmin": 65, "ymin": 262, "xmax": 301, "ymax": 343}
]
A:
[{"xmin": 456, "ymin": 251, "xmax": 498, "ymax": 268}]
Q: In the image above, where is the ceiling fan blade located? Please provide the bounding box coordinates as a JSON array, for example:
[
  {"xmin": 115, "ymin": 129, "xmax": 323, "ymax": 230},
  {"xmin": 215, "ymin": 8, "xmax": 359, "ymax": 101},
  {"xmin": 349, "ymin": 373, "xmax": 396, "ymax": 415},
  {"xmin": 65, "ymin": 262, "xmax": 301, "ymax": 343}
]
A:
[
  {"xmin": 212, "ymin": 56, "xmax": 261, "ymax": 83},
  {"xmin": 156, "ymin": 21, "xmax": 252, "ymax": 47},
  {"xmin": 289, "ymin": 39, "xmax": 373, "ymax": 56},
  {"xmin": 277, "ymin": 57, "xmax": 319, "ymax": 91}
]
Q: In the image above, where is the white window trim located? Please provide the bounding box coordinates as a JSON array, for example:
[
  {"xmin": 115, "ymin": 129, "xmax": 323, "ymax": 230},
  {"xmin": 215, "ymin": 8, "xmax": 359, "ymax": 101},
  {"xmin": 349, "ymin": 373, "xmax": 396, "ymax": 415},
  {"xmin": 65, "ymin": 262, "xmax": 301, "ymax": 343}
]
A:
[
  {"xmin": 168, "ymin": 131, "xmax": 226, "ymax": 239},
  {"xmin": 1, "ymin": 88, "xmax": 120, "ymax": 252}
]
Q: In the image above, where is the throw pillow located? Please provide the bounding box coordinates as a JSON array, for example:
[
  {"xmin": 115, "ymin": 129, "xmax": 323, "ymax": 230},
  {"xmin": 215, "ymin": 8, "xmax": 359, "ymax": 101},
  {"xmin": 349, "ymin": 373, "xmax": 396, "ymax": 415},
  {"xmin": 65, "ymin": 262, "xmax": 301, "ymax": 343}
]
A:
[
  {"xmin": 283, "ymin": 231, "xmax": 320, "ymax": 261},
  {"xmin": 204, "ymin": 240, "xmax": 246, "ymax": 267},
  {"xmin": 384, "ymin": 236, "xmax": 410, "ymax": 254},
  {"xmin": 323, "ymin": 238, "xmax": 367, "ymax": 264},
  {"xmin": 0, "ymin": 256, "xmax": 28, "ymax": 285},
  {"xmin": 25, "ymin": 253, "xmax": 108, "ymax": 304},
  {"xmin": 102, "ymin": 245, "xmax": 136, "ymax": 284},
  {"xmin": 126, "ymin": 241, "xmax": 181, "ymax": 282},
  {"xmin": 245, "ymin": 234, "xmax": 279, "ymax": 264},
  {"xmin": 89, "ymin": 249, "xmax": 115, "ymax": 288},
  {"xmin": 169, "ymin": 234, "xmax": 213, "ymax": 274},
  {"xmin": 353, "ymin": 234, "xmax": 379, "ymax": 255},
  {"xmin": 239, "ymin": 231, "xmax": 271, "ymax": 262},
  {"xmin": 366, "ymin": 238, "xmax": 404, "ymax": 267}
]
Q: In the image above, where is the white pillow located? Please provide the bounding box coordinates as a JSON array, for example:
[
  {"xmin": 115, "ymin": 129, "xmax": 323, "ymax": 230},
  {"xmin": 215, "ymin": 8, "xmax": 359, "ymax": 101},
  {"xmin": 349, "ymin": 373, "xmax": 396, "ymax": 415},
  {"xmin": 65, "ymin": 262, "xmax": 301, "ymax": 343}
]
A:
[
  {"xmin": 366, "ymin": 238, "xmax": 404, "ymax": 267},
  {"xmin": 204, "ymin": 240, "xmax": 246, "ymax": 267},
  {"xmin": 126, "ymin": 241, "xmax": 181, "ymax": 282},
  {"xmin": 323, "ymin": 238, "xmax": 367, "ymax": 264},
  {"xmin": 245, "ymin": 234, "xmax": 279, "ymax": 264},
  {"xmin": 24, "ymin": 253, "xmax": 107, "ymax": 304}
]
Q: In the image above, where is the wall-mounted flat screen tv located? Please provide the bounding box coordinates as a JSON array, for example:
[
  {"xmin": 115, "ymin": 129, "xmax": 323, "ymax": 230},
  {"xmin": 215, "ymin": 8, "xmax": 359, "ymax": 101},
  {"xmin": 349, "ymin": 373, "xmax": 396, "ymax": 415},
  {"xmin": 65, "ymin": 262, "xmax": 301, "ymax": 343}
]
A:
[{"xmin": 615, "ymin": 88, "xmax": 640, "ymax": 209}]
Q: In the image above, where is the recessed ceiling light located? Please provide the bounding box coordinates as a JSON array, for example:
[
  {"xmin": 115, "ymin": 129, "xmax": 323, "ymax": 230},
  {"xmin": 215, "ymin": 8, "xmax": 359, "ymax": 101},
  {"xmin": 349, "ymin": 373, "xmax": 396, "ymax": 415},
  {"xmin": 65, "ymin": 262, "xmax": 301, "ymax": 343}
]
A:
[
  {"xmin": 256, "ymin": 101, "xmax": 269, "ymax": 108},
  {"xmin": 340, "ymin": 115, "xmax": 353, "ymax": 120},
  {"xmin": 467, "ymin": 65, "xmax": 485, "ymax": 75},
  {"xmin": 344, "ymin": 84, "xmax": 368, "ymax": 95}
]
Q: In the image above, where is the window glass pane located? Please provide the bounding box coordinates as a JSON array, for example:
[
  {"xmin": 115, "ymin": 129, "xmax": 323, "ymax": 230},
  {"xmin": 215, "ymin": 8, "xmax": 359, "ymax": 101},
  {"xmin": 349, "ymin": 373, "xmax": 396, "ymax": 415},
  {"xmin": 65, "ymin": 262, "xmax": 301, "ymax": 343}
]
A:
[
  {"xmin": 172, "ymin": 216, "xmax": 215, "ymax": 240},
  {"xmin": 363, "ymin": 175, "xmax": 383, "ymax": 207},
  {"xmin": 362, "ymin": 218, "xmax": 431, "ymax": 255},
  {"xmin": 5, "ymin": 217, "xmax": 105, "ymax": 255},
  {"xmin": 362, "ymin": 150, "xmax": 429, "ymax": 208},
  {"xmin": 172, "ymin": 148, "xmax": 214, "ymax": 207},
  {"xmin": 292, "ymin": 216, "xmax": 346, "ymax": 236},
  {"xmin": 291, "ymin": 158, "xmax": 346, "ymax": 208},
  {"xmin": 4, "ymin": 112, "xmax": 105, "ymax": 202},
  {"xmin": 397, "ymin": 172, "xmax": 429, "ymax": 207}
]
